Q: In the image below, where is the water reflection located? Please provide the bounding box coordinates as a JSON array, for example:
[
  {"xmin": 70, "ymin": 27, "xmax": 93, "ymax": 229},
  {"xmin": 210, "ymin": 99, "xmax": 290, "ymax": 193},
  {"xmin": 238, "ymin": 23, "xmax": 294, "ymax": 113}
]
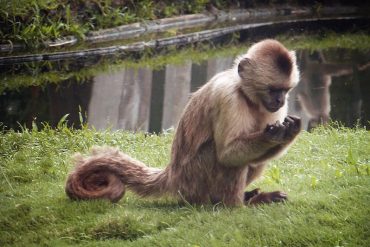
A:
[
  {"xmin": 88, "ymin": 67, "xmax": 152, "ymax": 130},
  {"xmin": 289, "ymin": 49, "xmax": 370, "ymax": 130},
  {"xmin": 0, "ymin": 48, "xmax": 369, "ymax": 132}
]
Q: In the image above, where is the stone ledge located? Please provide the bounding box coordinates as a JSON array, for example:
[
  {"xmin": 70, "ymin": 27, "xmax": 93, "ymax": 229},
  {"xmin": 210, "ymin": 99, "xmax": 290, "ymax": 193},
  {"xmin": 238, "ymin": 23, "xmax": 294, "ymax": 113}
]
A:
[
  {"xmin": 0, "ymin": 16, "xmax": 366, "ymax": 65},
  {"xmin": 0, "ymin": 5, "xmax": 362, "ymax": 53}
]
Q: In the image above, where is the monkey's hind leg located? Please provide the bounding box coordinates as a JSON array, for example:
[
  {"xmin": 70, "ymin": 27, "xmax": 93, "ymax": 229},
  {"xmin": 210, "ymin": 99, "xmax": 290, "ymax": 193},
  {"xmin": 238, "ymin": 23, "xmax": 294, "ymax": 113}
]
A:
[
  {"xmin": 244, "ymin": 188, "xmax": 261, "ymax": 201},
  {"xmin": 244, "ymin": 164, "xmax": 288, "ymax": 205},
  {"xmin": 243, "ymin": 163, "xmax": 265, "ymax": 202},
  {"xmin": 247, "ymin": 191, "xmax": 287, "ymax": 205}
]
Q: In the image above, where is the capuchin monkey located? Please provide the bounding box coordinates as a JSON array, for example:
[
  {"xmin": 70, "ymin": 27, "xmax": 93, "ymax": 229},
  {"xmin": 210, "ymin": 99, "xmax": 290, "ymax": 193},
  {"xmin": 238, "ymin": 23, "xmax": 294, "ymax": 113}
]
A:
[{"xmin": 66, "ymin": 39, "xmax": 301, "ymax": 206}]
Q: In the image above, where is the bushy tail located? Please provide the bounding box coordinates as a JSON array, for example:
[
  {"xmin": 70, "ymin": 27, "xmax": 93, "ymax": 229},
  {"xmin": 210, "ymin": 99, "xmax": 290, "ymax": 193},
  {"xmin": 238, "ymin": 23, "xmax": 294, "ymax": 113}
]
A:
[{"xmin": 65, "ymin": 147, "xmax": 169, "ymax": 202}]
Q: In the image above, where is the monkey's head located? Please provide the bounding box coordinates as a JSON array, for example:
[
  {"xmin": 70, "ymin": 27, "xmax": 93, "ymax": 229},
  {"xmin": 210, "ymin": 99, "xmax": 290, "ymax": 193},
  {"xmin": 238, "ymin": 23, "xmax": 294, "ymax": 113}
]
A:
[{"xmin": 237, "ymin": 39, "xmax": 299, "ymax": 113}]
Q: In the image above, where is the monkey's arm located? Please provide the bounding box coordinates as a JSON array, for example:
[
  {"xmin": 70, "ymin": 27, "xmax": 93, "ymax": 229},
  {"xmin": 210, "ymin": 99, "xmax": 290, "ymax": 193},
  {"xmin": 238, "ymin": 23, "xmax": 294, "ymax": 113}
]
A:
[
  {"xmin": 217, "ymin": 131, "xmax": 281, "ymax": 166},
  {"xmin": 216, "ymin": 116, "xmax": 301, "ymax": 166}
]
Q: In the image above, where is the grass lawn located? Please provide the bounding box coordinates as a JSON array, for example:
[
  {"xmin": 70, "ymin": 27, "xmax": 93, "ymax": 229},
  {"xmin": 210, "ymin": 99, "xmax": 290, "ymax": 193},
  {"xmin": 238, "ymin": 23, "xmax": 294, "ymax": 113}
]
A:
[{"xmin": 0, "ymin": 124, "xmax": 369, "ymax": 246}]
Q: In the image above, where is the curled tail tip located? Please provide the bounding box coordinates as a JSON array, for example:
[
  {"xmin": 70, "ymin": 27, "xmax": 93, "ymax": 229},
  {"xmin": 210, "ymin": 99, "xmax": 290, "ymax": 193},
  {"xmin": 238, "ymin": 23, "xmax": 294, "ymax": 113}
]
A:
[
  {"xmin": 66, "ymin": 146, "xmax": 126, "ymax": 203},
  {"xmin": 65, "ymin": 170, "xmax": 126, "ymax": 203}
]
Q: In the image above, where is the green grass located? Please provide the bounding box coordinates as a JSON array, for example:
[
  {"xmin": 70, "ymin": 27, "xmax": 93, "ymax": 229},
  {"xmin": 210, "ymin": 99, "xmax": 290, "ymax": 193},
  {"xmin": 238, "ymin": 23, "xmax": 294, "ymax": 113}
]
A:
[{"xmin": 0, "ymin": 122, "xmax": 369, "ymax": 246}]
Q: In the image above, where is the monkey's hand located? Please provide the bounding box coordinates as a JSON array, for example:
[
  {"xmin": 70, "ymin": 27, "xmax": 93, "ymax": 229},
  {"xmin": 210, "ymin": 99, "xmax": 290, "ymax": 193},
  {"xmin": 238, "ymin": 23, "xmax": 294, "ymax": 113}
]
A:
[
  {"xmin": 265, "ymin": 115, "xmax": 301, "ymax": 143},
  {"xmin": 282, "ymin": 115, "xmax": 301, "ymax": 139}
]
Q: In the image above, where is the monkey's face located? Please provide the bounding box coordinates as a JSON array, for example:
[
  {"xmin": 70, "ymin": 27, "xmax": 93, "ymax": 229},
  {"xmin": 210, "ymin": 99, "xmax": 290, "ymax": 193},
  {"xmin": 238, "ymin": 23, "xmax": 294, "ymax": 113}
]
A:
[
  {"xmin": 260, "ymin": 87, "xmax": 290, "ymax": 112},
  {"xmin": 237, "ymin": 40, "xmax": 300, "ymax": 113},
  {"xmin": 237, "ymin": 57, "xmax": 292, "ymax": 113}
]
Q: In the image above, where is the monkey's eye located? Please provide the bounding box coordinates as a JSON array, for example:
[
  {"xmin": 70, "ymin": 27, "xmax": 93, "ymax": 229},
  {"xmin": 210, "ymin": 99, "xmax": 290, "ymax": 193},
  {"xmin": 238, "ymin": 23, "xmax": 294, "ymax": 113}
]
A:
[
  {"xmin": 268, "ymin": 88, "xmax": 282, "ymax": 93},
  {"xmin": 269, "ymin": 87, "xmax": 290, "ymax": 94}
]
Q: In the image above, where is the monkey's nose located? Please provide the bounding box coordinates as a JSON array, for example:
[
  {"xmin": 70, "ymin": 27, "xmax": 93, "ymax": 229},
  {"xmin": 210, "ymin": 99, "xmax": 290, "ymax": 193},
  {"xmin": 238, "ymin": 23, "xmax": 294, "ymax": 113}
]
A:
[{"xmin": 275, "ymin": 98, "xmax": 283, "ymax": 105}]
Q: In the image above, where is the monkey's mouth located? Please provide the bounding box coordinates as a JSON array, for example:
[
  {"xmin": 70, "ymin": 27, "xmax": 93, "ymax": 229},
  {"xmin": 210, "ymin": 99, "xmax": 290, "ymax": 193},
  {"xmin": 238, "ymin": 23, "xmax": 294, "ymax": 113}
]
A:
[
  {"xmin": 267, "ymin": 106, "xmax": 280, "ymax": 112},
  {"xmin": 263, "ymin": 102, "xmax": 283, "ymax": 112}
]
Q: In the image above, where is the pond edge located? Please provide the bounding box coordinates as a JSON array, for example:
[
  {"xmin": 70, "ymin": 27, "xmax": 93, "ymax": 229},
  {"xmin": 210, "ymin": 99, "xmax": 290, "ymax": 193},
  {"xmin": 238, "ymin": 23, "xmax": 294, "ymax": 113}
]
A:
[{"xmin": 0, "ymin": 5, "xmax": 362, "ymax": 53}]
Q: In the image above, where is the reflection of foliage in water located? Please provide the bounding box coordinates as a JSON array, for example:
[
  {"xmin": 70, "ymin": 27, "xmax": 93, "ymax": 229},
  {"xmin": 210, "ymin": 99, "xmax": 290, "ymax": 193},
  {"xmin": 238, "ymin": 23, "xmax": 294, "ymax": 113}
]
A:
[
  {"xmin": 1, "ymin": 32, "xmax": 370, "ymax": 94},
  {"xmin": 277, "ymin": 31, "xmax": 370, "ymax": 52},
  {"xmin": 0, "ymin": 42, "xmax": 243, "ymax": 93}
]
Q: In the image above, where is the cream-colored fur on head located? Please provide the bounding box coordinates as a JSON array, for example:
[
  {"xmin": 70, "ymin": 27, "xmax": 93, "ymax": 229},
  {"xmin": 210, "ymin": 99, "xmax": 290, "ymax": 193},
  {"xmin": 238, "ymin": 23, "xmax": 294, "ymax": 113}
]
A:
[{"xmin": 235, "ymin": 39, "xmax": 299, "ymax": 88}]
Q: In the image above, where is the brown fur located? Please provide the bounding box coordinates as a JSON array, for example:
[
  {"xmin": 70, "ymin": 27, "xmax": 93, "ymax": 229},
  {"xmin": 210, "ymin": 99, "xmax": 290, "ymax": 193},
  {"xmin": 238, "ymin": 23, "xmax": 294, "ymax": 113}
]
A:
[{"xmin": 65, "ymin": 39, "xmax": 301, "ymax": 206}]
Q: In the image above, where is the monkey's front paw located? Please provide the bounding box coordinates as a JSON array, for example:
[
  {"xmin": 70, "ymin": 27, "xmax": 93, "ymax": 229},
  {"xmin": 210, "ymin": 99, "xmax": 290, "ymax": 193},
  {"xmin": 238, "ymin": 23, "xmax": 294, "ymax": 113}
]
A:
[
  {"xmin": 283, "ymin": 115, "xmax": 301, "ymax": 139},
  {"xmin": 265, "ymin": 116, "xmax": 301, "ymax": 143},
  {"xmin": 264, "ymin": 121, "xmax": 286, "ymax": 142}
]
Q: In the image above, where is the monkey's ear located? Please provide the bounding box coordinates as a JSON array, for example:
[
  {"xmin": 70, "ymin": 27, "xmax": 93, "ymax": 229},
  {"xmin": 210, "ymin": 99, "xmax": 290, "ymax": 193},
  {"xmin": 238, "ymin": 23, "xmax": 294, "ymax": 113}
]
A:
[{"xmin": 238, "ymin": 57, "xmax": 255, "ymax": 79}]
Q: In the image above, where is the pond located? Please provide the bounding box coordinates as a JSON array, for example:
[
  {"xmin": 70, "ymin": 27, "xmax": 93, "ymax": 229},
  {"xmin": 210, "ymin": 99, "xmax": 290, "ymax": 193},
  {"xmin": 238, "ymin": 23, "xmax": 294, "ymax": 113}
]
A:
[{"xmin": 1, "ymin": 17, "xmax": 369, "ymax": 132}]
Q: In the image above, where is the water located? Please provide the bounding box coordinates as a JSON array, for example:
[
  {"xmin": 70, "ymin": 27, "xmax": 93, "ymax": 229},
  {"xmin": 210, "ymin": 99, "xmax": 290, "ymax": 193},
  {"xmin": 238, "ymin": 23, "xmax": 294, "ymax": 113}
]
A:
[{"xmin": 1, "ymin": 46, "xmax": 369, "ymax": 132}]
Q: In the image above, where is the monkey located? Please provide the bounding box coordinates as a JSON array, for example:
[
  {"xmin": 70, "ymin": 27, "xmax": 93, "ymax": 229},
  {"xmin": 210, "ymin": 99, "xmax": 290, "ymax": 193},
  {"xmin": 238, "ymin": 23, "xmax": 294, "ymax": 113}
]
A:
[
  {"xmin": 65, "ymin": 39, "xmax": 301, "ymax": 206},
  {"xmin": 292, "ymin": 50, "xmax": 370, "ymax": 131}
]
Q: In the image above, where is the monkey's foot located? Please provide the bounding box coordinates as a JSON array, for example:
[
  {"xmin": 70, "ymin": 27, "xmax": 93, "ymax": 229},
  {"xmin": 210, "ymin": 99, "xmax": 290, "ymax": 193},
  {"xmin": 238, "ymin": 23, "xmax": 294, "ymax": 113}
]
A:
[
  {"xmin": 244, "ymin": 188, "xmax": 261, "ymax": 201},
  {"xmin": 246, "ymin": 191, "xmax": 287, "ymax": 205}
]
